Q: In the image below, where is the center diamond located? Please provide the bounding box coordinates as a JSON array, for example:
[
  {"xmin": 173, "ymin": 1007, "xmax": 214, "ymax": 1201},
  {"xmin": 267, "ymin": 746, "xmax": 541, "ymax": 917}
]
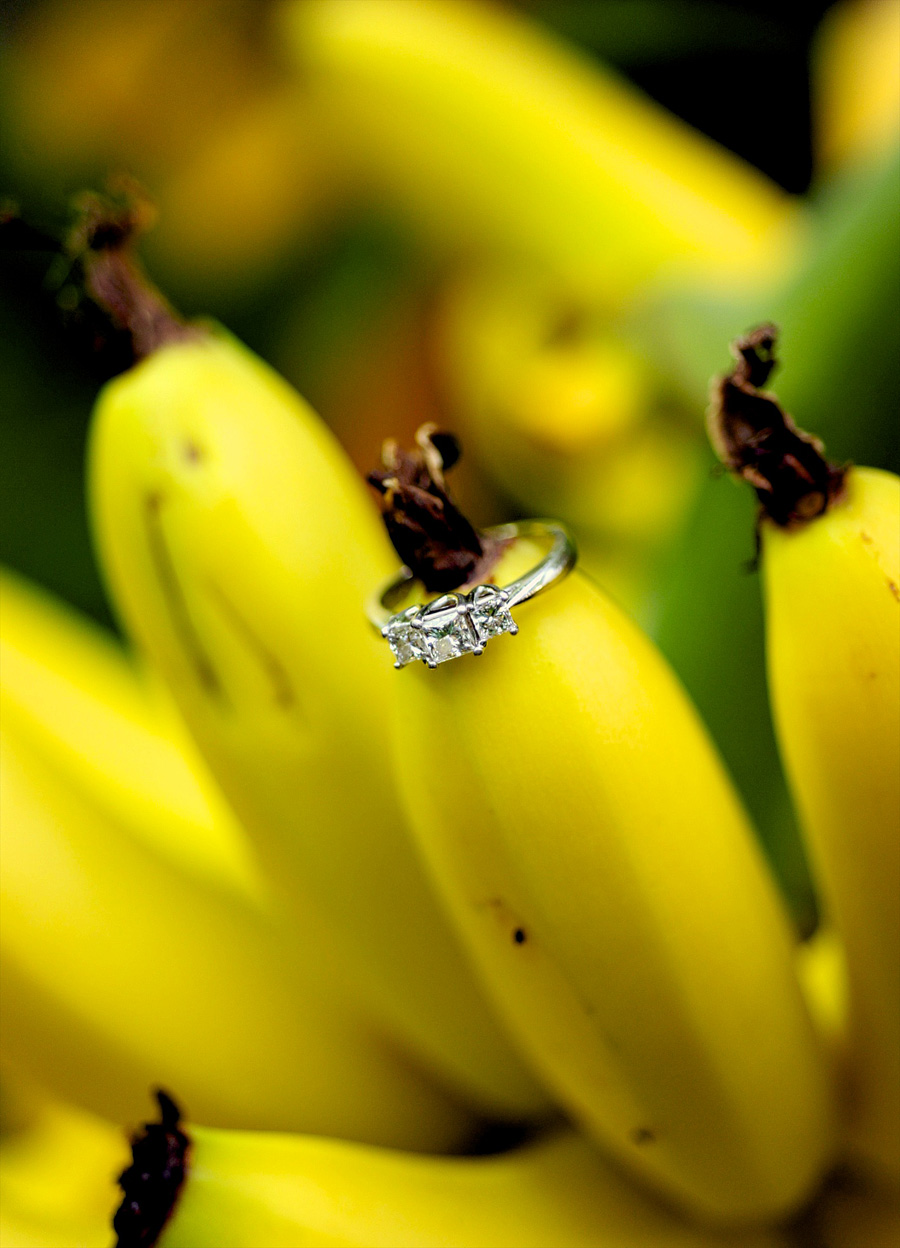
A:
[{"xmin": 420, "ymin": 604, "xmax": 478, "ymax": 665}]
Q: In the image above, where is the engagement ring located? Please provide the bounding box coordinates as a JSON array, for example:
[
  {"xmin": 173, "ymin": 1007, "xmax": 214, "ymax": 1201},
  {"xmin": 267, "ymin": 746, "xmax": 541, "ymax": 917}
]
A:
[{"xmin": 368, "ymin": 520, "xmax": 576, "ymax": 668}]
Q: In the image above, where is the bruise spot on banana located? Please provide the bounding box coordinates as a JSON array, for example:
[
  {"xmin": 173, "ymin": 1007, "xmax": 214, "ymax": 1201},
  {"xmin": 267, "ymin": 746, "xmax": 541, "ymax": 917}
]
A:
[
  {"xmin": 368, "ymin": 424, "xmax": 510, "ymax": 593},
  {"xmin": 143, "ymin": 492, "xmax": 223, "ymax": 700},
  {"xmin": 859, "ymin": 533, "xmax": 900, "ymax": 602},
  {"xmin": 206, "ymin": 579, "xmax": 298, "ymax": 710},
  {"xmin": 631, "ymin": 1126, "xmax": 657, "ymax": 1146},
  {"xmin": 480, "ymin": 899, "xmax": 532, "ymax": 951},
  {"xmin": 478, "ymin": 899, "xmax": 602, "ymax": 1020},
  {"xmin": 708, "ymin": 325, "xmax": 846, "ymax": 529},
  {"xmin": 113, "ymin": 1089, "xmax": 189, "ymax": 1248}
]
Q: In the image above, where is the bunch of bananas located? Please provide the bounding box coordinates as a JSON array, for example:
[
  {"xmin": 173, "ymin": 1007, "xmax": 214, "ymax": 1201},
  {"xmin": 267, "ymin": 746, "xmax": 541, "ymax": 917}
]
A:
[
  {"xmin": 1, "ymin": 2, "xmax": 898, "ymax": 1246},
  {"xmin": 1, "ymin": 267, "xmax": 897, "ymax": 1244}
]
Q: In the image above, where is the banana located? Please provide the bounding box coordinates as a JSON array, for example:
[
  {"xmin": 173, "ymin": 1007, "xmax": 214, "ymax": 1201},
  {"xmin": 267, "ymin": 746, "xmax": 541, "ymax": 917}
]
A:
[
  {"xmin": 283, "ymin": 0, "xmax": 804, "ymax": 302},
  {"xmin": 0, "ymin": 567, "xmax": 263, "ymax": 907},
  {"xmin": 87, "ymin": 327, "xmax": 549, "ymax": 1120},
  {"xmin": 436, "ymin": 266, "xmax": 702, "ymax": 553},
  {"xmin": 813, "ymin": 0, "xmax": 900, "ymax": 171},
  {"xmin": 0, "ymin": 1089, "xmax": 785, "ymax": 1248},
  {"xmin": 0, "ymin": 574, "xmax": 474, "ymax": 1149},
  {"xmin": 761, "ymin": 465, "xmax": 900, "ymax": 1185},
  {"xmin": 145, "ymin": 1114, "xmax": 788, "ymax": 1248},
  {"xmin": 151, "ymin": 81, "xmax": 337, "ymax": 298},
  {"xmin": 0, "ymin": 1086, "xmax": 126, "ymax": 1248},
  {"xmin": 796, "ymin": 926, "xmax": 849, "ymax": 1071},
  {"xmin": 387, "ymin": 534, "xmax": 835, "ymax": 1224}
]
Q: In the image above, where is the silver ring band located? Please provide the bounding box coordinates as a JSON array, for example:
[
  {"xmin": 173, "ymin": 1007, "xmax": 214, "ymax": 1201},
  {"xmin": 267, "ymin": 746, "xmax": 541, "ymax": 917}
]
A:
[{"xmin": 368, "ymin": 519, "xmax": 576, "ymax": 668}]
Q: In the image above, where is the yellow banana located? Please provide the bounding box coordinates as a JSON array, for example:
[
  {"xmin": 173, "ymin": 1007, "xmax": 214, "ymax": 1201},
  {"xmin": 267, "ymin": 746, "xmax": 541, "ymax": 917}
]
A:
[
  {"xmin": 438, "ymin": 268, "xmax": 649, "ymax": 462},
  {"xmin": 150, "ymin": 82, "xmax": 338, "ymax": 297},
  {"xmin": 0, "ymin": 1087, "xmax": 785, "ymax": 1248},
  {"xmin": 436, "ymin": 267, "xmax": 702, "ymax": 552},
  {"xmin": 796, "ymin": 926, "xmax": 849, "ymax": 1070},
  {"xmin": 284, "ymin": 0, "xmax": 804, "ymax": 301},
  {"xmin": 762, "ymin": 465, "xmax": 900, "ymax": 1185},
  {"xmin": 813, "ymin": 0, "xmax": 900, "ymax": 171},
  {"xmin": 0, "ymin": 567, "xmax": 262, "ymax": 907},
  {"xmin": 0, "ymin": 574, "xmax": 473, "ymax": 1149},
  {"xmin": 87, "ymin": 327, "xmax": 549, "ymax": 1120},
  {"xmin": 2, "ymin": 0, "xmax": 268, "ymax": 188},
  {"xmin": 0, "ymin": 1088, "xmax": 126, "ymax": 1248},
  {"xmin": 145, "ymin": 1113, "xmax": 787, "ymax": 1248},
  {"xmin": 388, "ymin": 536, "xmax": 834, "ymax": 1223}
]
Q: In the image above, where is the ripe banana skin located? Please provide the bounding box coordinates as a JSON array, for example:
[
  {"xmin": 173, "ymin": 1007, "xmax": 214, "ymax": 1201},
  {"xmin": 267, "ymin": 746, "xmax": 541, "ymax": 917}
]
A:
[
  {"xmin": 0, "ymin": 1086, "xmax": 126, "ymax": 1248},
  {"xmin": 390, "ymin": 540, "xmax": 835, "ymax": 1223},
  {"xmin": 0, "ymin": 567, "xmax": 263, "ymax": 907},
  {"xmin": 796, "ymin": 926, "xmax": 849, "ymax": 1072},
  {"xmin": 158, "ymin": 1122, "xmax": 787, "ymax": 1248},
  {"xmin": 0, "ymin": 572, "xmax": 473, "ymax": 1149},
  {"xmin": 436, "ymin": 266, "xmax": 701, "ymax": 552},
  {"xmin": 762, "ymin": 465, "xmax": 900, "ymax": 1185},
  {"xmin": 284, "ymin": 0, "xmax": 802, "ymax": 300},
  {"xmin": 87, "ymin": 328, "xmax": 548, "ymax": 1120}
]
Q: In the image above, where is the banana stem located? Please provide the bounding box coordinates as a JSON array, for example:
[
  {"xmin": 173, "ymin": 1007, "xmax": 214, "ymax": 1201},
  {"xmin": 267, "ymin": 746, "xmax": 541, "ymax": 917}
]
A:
[{"xmin": 69, "ymin": 188, "xmax": 202, "ymax": 362}]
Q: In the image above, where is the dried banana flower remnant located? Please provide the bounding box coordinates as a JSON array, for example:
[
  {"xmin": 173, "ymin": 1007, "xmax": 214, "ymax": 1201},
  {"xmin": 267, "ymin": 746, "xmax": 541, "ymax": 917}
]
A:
[
  {"xmin": 368, "ymin": 424, "xmax": 507, "ymax": 593},
  {"xmin": 114, "ymin": 1090, "xmax": 189, "ymax": 1248},
  {"xmin": 708, "ymin": 324, "xmax": 846, "ymax": 527}
]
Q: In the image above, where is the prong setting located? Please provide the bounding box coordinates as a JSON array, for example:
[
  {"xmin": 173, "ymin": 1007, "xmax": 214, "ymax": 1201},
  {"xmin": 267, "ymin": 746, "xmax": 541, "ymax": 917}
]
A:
[
  {"xmin": 371, "ymin": 520, "xmax": 576, "ymax": 668},
  {"xmin": 384, "ymin": 584, "xmax": 517, "ymax": 668}
]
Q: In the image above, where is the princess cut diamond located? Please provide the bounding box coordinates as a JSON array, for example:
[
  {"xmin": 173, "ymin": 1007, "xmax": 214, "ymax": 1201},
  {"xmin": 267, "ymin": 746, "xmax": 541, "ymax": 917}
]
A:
[
  {"xmin": 384, "ymin": 617, "xmax": 429, "ymax": 668},
  {"xmin": 420, "ymin": 604, "xmax": 478, "ymax": 665},
  {"xmin": 469, "ymin": 586, "xmax": 517, "ymax": 642}
]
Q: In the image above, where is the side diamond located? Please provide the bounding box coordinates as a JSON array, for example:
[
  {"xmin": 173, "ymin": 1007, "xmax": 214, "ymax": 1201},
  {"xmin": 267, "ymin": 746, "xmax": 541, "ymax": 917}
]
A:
[
  {"xmin": 470, "ymin": 586, "xmax": 517, "ymax": 642},
  {"xmin": 384, "ymin": 617, "xmax": 430, "ymax": 667}
]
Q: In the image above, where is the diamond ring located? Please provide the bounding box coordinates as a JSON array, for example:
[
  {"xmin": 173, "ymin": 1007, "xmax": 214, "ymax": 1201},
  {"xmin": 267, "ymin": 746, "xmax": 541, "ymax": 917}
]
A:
[{"xmin": 368, "ymin": 520, "xmax": 577, "ymax": 668}]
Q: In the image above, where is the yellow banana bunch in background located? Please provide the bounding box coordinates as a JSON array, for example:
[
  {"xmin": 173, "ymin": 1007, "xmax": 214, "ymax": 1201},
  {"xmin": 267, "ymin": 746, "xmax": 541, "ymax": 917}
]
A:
[
  {"xmin": 283, "ymin": 0, "xmax": 802, "ymax": 300},
  {"xmin": 434, "ymin": 265, "xmax": 702, "ymax": 613},
  {"xmin": 0, "ymin": 0, "xmax": 334, "ymax": 299},
  {"xmin": 0, "ymin": 568, "xmax": 261, "ymax": 905},
  {"xmin": 813, "ymin": 0, "xmax": 900, "ymax": 170},
  {"xmin": 1, "ymin": 2, "xmax": 898, "ymax": 1245},
  {"xmin": 274, "ymin": 0, "xmax": 813, "ymax": 625}
]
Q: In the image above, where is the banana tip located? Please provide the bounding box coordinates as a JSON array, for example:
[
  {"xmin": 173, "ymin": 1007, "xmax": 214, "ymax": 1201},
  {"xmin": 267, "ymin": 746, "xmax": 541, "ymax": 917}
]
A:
[
  {"xmin": 113, "ymin": 1088, "xmax": 190, "ymax": 1248},
  {"xmin": 707, "ymin": 324, "xmax": 847, "ymax": 529}
]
